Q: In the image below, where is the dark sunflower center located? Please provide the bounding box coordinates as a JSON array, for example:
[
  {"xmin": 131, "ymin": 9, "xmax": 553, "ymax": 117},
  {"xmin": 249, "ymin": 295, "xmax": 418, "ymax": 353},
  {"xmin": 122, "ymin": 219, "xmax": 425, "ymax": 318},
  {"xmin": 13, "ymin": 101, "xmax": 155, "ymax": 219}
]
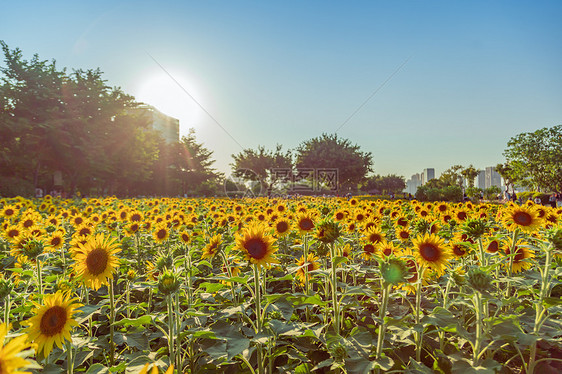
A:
[
  {"xmin": 23, "ymin": 219, "xmax": 33, "ymax": 228},
  {"xmin": 419, "ymin": 243, "xmax": 440, "ymax": 262},
  {"xmin": 181, "ymin": 233, "xmax": 189, "ymax": 242},
  {"xmin": 487, "ymin": 241, "xmax": 499, "ymax": 253},
  {"xmin": 131, "ymin": 214, "xmax": 141, "ymax": 222},
  {"xmin": 40, "ymin": 306, "xmax": 67, "ymax": 336},
  {"xmin": 157, "ymin": 229, "xmax": 167, "ymax": 239},
  {"xmin": 383, "ymin": 247, "xmax": 392, "ymax": 256},
  {"xmin": 245, "ymin": 238, "xmax": 267, "ymax": 259},
  {"xmin": 299, "ymin": 218, "xmax": 314, "ymax": 231},
  {"xmin": 513, "ymin": 247, "xmax": 525, "ymax": 262},
  {"xmin": 513, "ymin": 212, "xmax": 532, "ymax": 226},
  {"xmin": 336, "ymin": 212, "xmax": 344, "ymax": 220},
  {"xmin": 75, "ymin": 217, "xmax": 83, "ymax": 225},
  {"xmin": 5, "ymin": 208, "xmax": 14, "ymax": 216},
  {"xmin": 86, "ymin": 248, "xmax": 109, "ymax": 275},
  {"xmin": 8, "ymin": 229, "xmax": 19, "ymax": 238},
  {"xmin": 364, "ymin": 244, "xmax": 375, "ymax": 253},
  {"xmin": 276, "ymin": 221, "xmax": 289, "ymax": 233},
  {"xmin": 399, "ymin": 231, "xmax": 409, "ymax": 239},
  {"xmin": 370, "ymin": 233, "xmax": 382, "ymax": 243},
  {"xmin": 452, "ymin": 244, "xmax": 465, "ymax": 256},
  {"xmin": 79, "ymin": 228, "xmax": 91, "ymax": 236},
  {"xmin": 457, "ymin": 212, "xmax": 467, "ymax": 221},
  {"xmin": 397, "ymin": 218, "xmax": 408, "ymax": 226},
  {"xmin": 51, "ymin": 237, "xmax": 61, "ymax": 246},
  {"xmin": 356, "ymin": 214, "xmax": 364, "ymax": 221}
]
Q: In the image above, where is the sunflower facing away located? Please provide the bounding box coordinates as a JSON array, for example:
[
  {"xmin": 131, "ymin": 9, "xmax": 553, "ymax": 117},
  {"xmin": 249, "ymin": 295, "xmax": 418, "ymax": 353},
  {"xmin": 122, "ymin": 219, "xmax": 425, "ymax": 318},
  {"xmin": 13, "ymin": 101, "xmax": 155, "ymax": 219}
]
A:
[
  {"xmin": 412, "ymin": 233, "xmax": 451, "ymax": 275},
  {"xmin": 202, "ymin": 234, "xmax": 222, "ymax": 259},
  {"xmin": 73, "ymin": 233, "xmax": 121, "ymax": 290},
  {"xmin": 0, "ymin": 323, "xmax": 32, "ymax": 373},
  {"xmin": 235, "ymin": 223, "xmax": 278, "ymax": 268},
  {"xmin": 295, "ymin": 253, "xmax": 320, "ymax": 284},
  {"xmin": 24, "ymin": 291, "xmax": 82, "ymax": 357}
]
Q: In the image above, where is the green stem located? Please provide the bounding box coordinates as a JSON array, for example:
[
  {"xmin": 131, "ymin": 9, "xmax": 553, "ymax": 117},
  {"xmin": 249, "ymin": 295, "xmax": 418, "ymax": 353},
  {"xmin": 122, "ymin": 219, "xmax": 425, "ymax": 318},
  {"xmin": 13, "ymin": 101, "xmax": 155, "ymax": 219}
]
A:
[
  {"xmin": 528, "ymin": 243, "xmax": 553, "ymax": 373},
  {"xmin": 477, "ymin": 238, "xmax": 487, "ymax": 266},
  {"xmin": 253, "ymin": 264, "xmax": 264, "ymax": 374},
  {"xmin": 167, "ymin": 294, "xmax": 175, "ymax": 368},
  {"xmin": 415, "ymin": 267, "xmax": 424, "ymax": 362},
  {"xmin": 66, "ymin": 338, "xmax": 74, "ymax": 374},
  {"xmin": 36, "ymin": 259, "xmax": 43, "ymax": 298},
  {"xmin": 330, "ymin": 243, "xmax": 340, "ymax": 335},
  {"xmin": 108, "ymin": 281, "xmax": 116, "ymax": 366},
  {"xmin": 376, "ymin": 282, "xmax": 391, "ymax": 361},
  {"xmin": 175, "ymin": 291, "xmax": 182, "ymax": 372},
  {"xmin": 473, "ymin": 291, "xmax": 483, "ymax": 365},
  {"xmin": 505, "ymin": 230, "xmax": 518, "ymax": 298}
]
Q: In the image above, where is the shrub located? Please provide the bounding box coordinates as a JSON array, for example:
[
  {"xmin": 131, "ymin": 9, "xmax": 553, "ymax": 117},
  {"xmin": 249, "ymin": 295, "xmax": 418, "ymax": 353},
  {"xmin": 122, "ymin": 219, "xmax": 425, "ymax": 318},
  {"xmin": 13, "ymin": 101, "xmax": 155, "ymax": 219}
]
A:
[{"xmin": 0, "ymin": 176, "xmax": 34, "ymax": 197}]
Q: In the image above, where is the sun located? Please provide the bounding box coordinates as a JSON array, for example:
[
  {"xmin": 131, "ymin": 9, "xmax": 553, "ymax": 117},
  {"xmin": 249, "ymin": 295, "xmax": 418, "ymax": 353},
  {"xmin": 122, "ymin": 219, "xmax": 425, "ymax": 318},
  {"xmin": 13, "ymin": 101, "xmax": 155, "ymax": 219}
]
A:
[{"xmin": 135, "ymin": 70, "xmax": 203, "ymax": 131}]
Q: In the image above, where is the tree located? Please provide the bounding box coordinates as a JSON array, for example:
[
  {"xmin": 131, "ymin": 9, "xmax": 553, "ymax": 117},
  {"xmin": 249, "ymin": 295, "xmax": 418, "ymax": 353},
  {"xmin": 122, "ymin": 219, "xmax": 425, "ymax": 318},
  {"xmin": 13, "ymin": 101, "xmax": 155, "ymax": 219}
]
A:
[
  {"xmin": 230, "ymin": 144, "xmax": 292, "ymax": 187},
  {"xmin": 295, "ymin": 133, "xmax": 373, "ymax": 191},
  {"xmin": 439, "ymin": 165, "xmax": 464, "ymax": 187},
  {"xmin": 461, "ymin": 165, "xmax": 479, "ymax": 188},
  {"xmin": 495, "ymin": 162, "xmax": 517, "ymax": 194},
  {"xmin": 503, "ymin": 125, "xmax": 562, "ymax": 192},
  {"xmin": 361, "ymin": 174, "xmax": 406, "ymax": 195}
]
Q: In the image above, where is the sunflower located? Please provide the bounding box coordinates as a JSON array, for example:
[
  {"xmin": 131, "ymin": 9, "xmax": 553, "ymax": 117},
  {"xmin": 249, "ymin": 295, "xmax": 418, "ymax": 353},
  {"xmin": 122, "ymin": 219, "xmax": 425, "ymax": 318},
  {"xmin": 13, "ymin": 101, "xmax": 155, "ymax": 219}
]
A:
[
  {"xmin": 296, "ymin": 212, "xmax": 315, "ymax": 234},
  {"xmin": 360, "ymin": 242, "xmax": 376, "ymax": 260},
  {"xmin": 376, "ymin": 240, "xmax": 398, "ymax": 257},
  {"xmin": 24, "ymin": 291, "xmax": 82, "ymax": 357},
  {"xmin": 412, "ymin": 233, "xmax": 451, "ymax": 275},
  {"xmin": 273, "ymin": 218, "xmax": 292, "ymax": 237},
  {"xmin": 396, "ymin": 227, "xmax": 411, "ymax": 242},
  {"xmin": 46, "ymin": 231, "xmax": 65, "ymax": 251},
  {"xmin": 364, "ymin": 226, "xmax": 385, "ymax": 244},
  {"xmin": 178, "ymin": 230, "xmax": 191, "ymax": 244},
  {"xmin": 483, "ymin": 236, "xmax": 502, "ymax": 254},
  {"xmin": 0, "ymin": 205, "xmax": 18, "ymax": 220},
  {"xmin": 73, "ymin": 234, "xmax": 121, "ymax": 290},
  {"xmin": 502, "ymin": 205, "xmax": 543, "ymax": 233},
  {"xmin": 235, "ymin": 223, "xmax": 278, "ymax": 268},
  {"xmin": 152, "ymin": 224, "xmax": 170, "ymax": 244},
  {"xmin": 202, "ymin": 234, "xmax": 222, "ymax": 259},
  {"xmin": 3, "ymin": 224, "xmax": 21, "ymax": 241},
  {"xmin": 0, "ymin": 323, "xmax": 32, "ymax": 373},
  {"xmin": 295, "ymin": 253, "xmax": 320, "ymax": 284},
  {"xmin": 503, "ymin": 239, "xmax": 535, "ymax": 273}
]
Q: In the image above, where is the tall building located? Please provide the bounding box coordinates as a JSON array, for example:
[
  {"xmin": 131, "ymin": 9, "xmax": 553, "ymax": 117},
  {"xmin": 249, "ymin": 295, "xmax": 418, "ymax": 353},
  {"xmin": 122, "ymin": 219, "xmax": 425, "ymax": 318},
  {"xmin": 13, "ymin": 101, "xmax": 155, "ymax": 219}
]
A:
[
  {"xmin": 405, "ymin": 173, "xmax": 422, "ymax": 195},
  {"xmin": 137, "ymin": 105, "xmax": 180, "ymax": 144},
  {"xmin": 474, "ymin": 170, "xmax": 486, "ymax": 189},
  {"xmin": 485, "ymin": 167, "xmax": 502, "ymax": 189},
  {"xmin": 422, "ymin": 168, "xmax": 435, "ymax": 185}
]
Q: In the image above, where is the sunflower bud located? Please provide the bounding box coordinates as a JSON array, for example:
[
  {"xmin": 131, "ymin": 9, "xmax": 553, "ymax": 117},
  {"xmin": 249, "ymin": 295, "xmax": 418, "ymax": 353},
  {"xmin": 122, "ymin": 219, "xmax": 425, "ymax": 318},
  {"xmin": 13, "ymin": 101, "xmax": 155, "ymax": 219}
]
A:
[
  {"xmin": 546, "ymin": 227, "xmax": 562, "ymax": 252},
  {"xmin": 22, "ymin": 238, "xmax": 45, "ymax": 260},
  {"xmin": 316, "ymin": 220, "xmax": 341, "ymax": 244},
  {"xmin": 155, "ymin": 253, "xmax": 174, "ymax": 272},
  {"xmin": 467, "ymin": 268, "xmax": 493, "ymax": 293},
  {"xmin": 462, "ymin": 219, "xmax": 488, "ymax": 239},
  {"xmin": 127, "ymin": 269, "xmax": 137, "ymax": 282},
  {"xmin": 158, "ymin": 271, "xmax": 180, "ymax": 296},
  {"xmin": 0, "ymin": 277, "xmax": 13, "ymax": 301},
  {"xmin": 380, "ymin": 258, "xmax": 409, "ymax": 286}
]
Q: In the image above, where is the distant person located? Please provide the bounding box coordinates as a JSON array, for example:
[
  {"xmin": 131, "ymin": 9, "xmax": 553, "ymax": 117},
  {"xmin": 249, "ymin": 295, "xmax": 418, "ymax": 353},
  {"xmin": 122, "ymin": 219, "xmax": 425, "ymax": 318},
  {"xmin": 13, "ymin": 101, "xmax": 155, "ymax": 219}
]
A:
[
  {"xmin": 534, "ymin": 196, "xmax": 542, "ymax": 205},
  {"xmin": 511, "ymin": 192, "xmax": 517, "ymax": 203},
  {"xmin": 548, "ymin": 193, "xmax": 556, "ymax": 208}
]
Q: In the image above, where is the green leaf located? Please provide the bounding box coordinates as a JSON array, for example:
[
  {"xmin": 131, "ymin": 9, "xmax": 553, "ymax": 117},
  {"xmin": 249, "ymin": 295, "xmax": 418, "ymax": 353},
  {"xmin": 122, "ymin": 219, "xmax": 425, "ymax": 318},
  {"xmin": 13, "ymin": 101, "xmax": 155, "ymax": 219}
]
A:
[
  {"xmin": 294, "ymin": 363, "xmax": 313, "ymax": 374},
  {"xmin": 114, "ymin": 332, "xmax": 149, "ymax": 351},
  {"xmin": 76, "ymin": 304, "xmax": 102, "ymax": 324},
  {"xmin": 85, "ymin": 364, "xmax": 108, "ymax": 374},
  {"xmin": 199, "ymin": 282, "xmax": 226, "ymax": 293},
  {"xmin": 289, "ymin": 294, "xmax": 327, "ymax": 307},
  {"xmin": 113, "ymin": 315, "xmax": 152, "ymax": 327},
  {"xmin": 405, "ymin": 358, "xmax": 434, "ymax": 373}
]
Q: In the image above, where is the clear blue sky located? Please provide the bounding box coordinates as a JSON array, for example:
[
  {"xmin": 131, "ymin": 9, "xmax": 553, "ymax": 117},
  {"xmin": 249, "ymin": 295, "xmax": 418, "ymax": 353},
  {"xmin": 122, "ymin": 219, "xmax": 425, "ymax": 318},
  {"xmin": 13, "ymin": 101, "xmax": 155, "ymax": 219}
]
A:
[{"xmin": 2, "ymin": 0, "xmax": 562, "ymax": 179}]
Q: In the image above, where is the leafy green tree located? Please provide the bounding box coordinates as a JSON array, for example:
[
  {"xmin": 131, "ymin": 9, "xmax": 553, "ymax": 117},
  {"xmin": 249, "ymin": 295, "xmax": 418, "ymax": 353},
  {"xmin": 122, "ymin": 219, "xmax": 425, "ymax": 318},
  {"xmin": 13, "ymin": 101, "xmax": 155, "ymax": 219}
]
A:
[
  {"xmin": 230, "ymin": 144, "xmax": 292, "ymax": 186},
  {"xmin": 439, "ymin": 165, "xmax": 464, "ymax": 187},
  {"xmin": 295, "ymin": 133, "xmax": 373, "ymax": 190},
  {"xmin": 361, "ymin": 174, "xmax": 405, "ymax": 195},
  {"xmin": 495, "ymin": 162, "xmax": 517, "ymax": 194},
  {"xmin": 462, "ymin": 165, "xmax": 479, "ymax": 188},
  {"xmin": 503, "ymin": 125, "xmax": 562, "ymax": 192}
]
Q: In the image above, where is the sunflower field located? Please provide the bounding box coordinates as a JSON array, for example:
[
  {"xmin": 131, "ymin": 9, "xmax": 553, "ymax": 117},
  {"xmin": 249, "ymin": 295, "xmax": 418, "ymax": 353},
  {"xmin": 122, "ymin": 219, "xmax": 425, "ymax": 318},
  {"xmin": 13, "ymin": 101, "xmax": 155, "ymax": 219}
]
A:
[{"xmin": 0, "ymin": 195, "xmax": 561, "ymax": 374}]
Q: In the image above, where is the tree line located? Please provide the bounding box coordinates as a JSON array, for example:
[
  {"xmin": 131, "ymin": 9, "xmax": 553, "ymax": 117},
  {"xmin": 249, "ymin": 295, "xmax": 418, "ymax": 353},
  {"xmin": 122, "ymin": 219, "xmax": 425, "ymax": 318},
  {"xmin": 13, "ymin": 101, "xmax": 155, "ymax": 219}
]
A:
[{"xmin": 1, "ymin": 42, "xmax": 559, "ymax": 198}]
